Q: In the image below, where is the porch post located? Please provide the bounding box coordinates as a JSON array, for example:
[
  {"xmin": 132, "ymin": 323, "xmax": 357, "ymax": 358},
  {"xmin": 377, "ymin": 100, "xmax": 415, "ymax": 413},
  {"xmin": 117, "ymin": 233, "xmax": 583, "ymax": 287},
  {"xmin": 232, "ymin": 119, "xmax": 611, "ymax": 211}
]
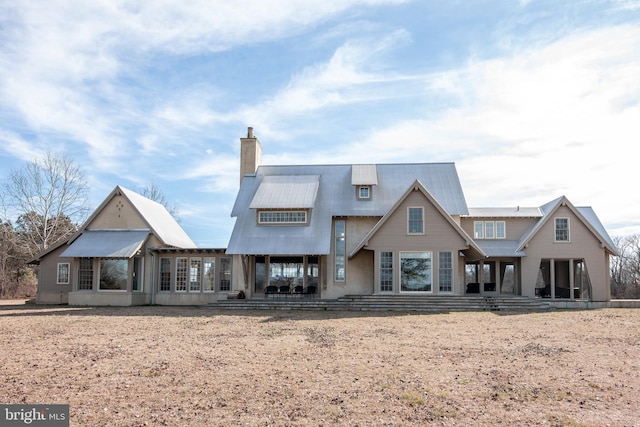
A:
[
  {"xmin": 569, "ymin": 259, "xmax": 575, "ymax": 299},
  {"xmin": 549, "ymin": 259, "xmax": 555, "ymax": 299}
]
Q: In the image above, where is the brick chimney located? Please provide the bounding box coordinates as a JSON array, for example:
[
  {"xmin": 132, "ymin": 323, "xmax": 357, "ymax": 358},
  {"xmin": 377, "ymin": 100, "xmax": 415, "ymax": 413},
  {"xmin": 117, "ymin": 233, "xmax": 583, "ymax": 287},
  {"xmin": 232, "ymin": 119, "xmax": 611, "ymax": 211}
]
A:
[{"xmin": 240, "ymin": 127, "xmax": 262, "ymax": 183}]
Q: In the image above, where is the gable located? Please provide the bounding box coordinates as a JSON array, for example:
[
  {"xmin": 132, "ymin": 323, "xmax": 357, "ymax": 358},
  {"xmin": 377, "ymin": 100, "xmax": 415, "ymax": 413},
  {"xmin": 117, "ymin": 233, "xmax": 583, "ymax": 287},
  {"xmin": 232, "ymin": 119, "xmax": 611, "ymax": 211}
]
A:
[
  {"xmin": 87, "ymin": 194, "xmax": 148, "ymax": 230},
  {"xmin": 525, "ymin": 205, "xmax": 608, "ymax": 256},
  {"xmin": 365, "ymin": 188, "xmax": 469, "ymax": 251},
  {"xmin": 517, "ymin": 196, "xmax": 619, "ymax": 256},
  {"xmin": 349, "ymin": 180, "xmax": 483, "ymax": 259}
]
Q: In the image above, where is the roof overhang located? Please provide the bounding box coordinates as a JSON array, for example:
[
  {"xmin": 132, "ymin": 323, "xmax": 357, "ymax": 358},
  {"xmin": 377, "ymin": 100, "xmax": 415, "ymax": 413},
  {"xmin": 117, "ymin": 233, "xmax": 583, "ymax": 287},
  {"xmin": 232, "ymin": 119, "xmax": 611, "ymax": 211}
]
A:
[{"xmin": 60, "ymin": 230, "xmax": 150, "ymax": 258}]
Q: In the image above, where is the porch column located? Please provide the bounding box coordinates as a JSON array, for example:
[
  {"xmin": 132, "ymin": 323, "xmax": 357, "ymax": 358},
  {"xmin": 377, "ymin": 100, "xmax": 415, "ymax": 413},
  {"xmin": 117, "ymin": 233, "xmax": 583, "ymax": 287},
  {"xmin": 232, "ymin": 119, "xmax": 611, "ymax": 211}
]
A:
[
  {"xmin": 569, "ymin": 259, "xmax": 575, "ymax": 299},
  {"xmin": 549, "ymin": 258, "xmax": 555, "ymax": 299}
]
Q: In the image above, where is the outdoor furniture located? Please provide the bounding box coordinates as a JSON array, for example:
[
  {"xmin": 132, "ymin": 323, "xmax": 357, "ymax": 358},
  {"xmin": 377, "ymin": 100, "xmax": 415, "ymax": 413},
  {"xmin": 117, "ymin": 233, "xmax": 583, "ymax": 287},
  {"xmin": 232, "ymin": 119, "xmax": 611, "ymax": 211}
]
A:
[
  {"xmin": 279, "ymin": 285, "xmax": 291, "ymax": 297},
  {"xmin": 265, "ymin": 285, "xmax": 278, "ymax": 298},
  {"xmin": 293, "ymin": 285, "xmax": 304, "ymax": 297},
  {"xmin": 466, "ymin": 283, "xmax": 479, "ymax": 294}
]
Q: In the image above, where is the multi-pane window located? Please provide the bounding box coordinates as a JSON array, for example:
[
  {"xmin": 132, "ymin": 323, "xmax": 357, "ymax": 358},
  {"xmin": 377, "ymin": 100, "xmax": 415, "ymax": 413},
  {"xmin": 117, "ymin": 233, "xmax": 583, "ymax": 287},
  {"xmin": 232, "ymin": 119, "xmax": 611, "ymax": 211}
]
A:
[
  {"xmin": 555, "ymin": 218, "xmax": 570, "ymax": 242},
  {"xmin": 176, "ymin": 257, "xmax": 188, "ymax": 291},
  {"xmin": 485, "ymin": 221, "xmax": 494, "ymax": 239},
  {"xmin": 358, "ymin": 186, "xmax": 371, "ymax": 199},
  {"xmin": 400, "ymin": 252, "xmax": 432, "ymax": 292},
  {"xmin": 159, "ymin": 258, "xmax": 171, "ymax": 292},
  {"xmin": 408, "ymin": 207, "xmax": 424, "ymax": 234},
  {"xmin": 439, "ymin": 252, "xmax": 453, "ymax": 292},
  {"xmin": 57, "ymin": 263, "xmax": 70, "ymax": 284},
  {"xmin": 189, "ymin": 258, "xmax": 202, "ymax": 291},
  {"xmin": 219, "ymin": 257, "xmax": 231, "ymax": 291},
  {"xmin": 335, "ymin": 220, "xmax": 346, "ymax": 281},
  {"xmin": 78, "ymin": 258, "xmax": 93, "ymax": 290},
  {"xmin": 380, "ymin": 252, "xmax": 393, "ymax": 292},
  {"xmin": 203, "ymin": 258, "xmax": 215, "ymax": 292},
  {"xmin": 474, "ymin": 221, "xmax": 484, "ymax": 239},
  {"xmin": 474, "ymin": 221, "xmax": 506, "ymax": 239},
  {"xmin": 258, "ymin": 211, "xmax": 307, "ymax": 224}
]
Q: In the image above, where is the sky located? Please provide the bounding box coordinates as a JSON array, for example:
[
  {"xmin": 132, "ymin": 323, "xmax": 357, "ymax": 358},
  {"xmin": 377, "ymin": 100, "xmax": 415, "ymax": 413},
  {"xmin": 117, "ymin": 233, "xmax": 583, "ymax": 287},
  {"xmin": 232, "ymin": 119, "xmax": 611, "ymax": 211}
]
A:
[{"xmin": 1, "ymin": 0, "xmax": 639, "ymax": 247}]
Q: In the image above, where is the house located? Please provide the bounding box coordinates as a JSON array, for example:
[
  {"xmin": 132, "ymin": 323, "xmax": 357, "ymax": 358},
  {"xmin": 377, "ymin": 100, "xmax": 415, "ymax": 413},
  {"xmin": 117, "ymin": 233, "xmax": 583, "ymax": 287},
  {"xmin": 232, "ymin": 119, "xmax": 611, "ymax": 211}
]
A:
[
  {"xmin": 32, "ymin": 127, "xmax": 619, "ymax": 306},
  {"xmin": 227, "ymin": 128, "xmax": 618, "ymax": 303},
  {"xmin": 31, "ymin": 185, "xmax": 230, "ymax": 306}
]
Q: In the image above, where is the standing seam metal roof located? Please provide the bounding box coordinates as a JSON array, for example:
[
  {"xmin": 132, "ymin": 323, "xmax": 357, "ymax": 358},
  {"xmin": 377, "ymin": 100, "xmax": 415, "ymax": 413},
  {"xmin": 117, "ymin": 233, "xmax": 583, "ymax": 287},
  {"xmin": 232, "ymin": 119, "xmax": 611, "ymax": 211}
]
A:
[{"xmin": 227, "ymin": 163, "xmax": 468, "ymax": 255}]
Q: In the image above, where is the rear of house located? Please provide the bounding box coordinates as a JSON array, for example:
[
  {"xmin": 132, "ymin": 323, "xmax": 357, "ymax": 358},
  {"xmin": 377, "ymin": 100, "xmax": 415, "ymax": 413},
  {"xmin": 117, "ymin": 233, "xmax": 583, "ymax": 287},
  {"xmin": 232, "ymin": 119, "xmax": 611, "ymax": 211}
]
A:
[{"xmin": 32, "ymin": 128, "xmax": 618, "ymax": 306}]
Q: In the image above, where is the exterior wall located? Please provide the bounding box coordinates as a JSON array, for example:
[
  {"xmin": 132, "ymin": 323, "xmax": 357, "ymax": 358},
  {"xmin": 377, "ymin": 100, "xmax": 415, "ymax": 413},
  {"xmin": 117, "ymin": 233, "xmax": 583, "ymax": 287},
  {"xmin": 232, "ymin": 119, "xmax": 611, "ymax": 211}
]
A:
[
  {"xmin": 35, "ymin": 245, "xmax": 71, "ymax": 304},
  {"xmin": 363, "ymin": 189, "xmax": 469, "ymax": 295},
  {"xmin": 323, "ymin": 217, "xmax": 378, "ymax": 298},
  {"xmin": 69, "ymin": 292, "xmax": 148, "ymax": 306},
  {"xmin": 88, "ymin": 195, "xmax": 148, "ymax": 229},
  {"xmin": 520, "ymin": 205, "xmax": 611, "ymax": 301},
  {"xmin": 151, "ymin": 251, "xmax": 231, "ymax": 305},
  {"xmin": 460, "ymin": 217, "xmax": 538, "ymax": 240}
]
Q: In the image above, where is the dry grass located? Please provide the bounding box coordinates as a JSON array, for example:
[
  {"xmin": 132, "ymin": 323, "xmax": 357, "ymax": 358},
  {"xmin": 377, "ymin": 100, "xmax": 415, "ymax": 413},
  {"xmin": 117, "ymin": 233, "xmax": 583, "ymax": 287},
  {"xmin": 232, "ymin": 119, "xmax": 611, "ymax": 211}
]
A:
[{"xmin": 1, "ymin": 302, "xmax": 639, "ymax": 426}]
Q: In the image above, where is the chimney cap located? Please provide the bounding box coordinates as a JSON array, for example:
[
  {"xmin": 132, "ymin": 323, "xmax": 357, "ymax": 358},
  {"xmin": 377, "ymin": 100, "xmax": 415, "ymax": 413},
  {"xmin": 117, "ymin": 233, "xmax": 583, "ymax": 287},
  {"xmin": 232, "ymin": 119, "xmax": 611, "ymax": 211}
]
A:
[{"xmin": 247, "ymin": 127, "xmax": 254, "ymax": 138}]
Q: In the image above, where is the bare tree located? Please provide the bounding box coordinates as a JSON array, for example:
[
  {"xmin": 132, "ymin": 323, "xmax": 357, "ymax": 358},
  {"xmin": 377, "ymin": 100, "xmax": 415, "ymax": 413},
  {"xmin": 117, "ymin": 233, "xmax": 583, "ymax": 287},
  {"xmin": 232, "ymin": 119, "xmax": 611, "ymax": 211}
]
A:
[
  {"xmin": 141, "ymin": 181, "xmax": 180, "ymax": 221},
  {"xmin": 3, "ymin": 152, "xmax": 89, "ymax": 256},
  {"xmin": 610, "ymin": 234, "xmax": 640, "ymax": 299}
]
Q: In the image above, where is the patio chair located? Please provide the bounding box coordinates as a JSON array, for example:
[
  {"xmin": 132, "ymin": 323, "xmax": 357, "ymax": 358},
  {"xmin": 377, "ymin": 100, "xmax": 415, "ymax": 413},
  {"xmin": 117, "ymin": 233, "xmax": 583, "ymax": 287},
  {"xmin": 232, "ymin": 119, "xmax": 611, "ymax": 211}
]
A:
[
  {"xmin": 265, "ymin": 285, "xmax": 278, "ymax": 298},
  {"xmin": 279, "ymin": 285, "xmax": 291, "ymax": 297},
  {"xmin": 293, "ymin": 285, "xmax": 304, "ymax": 297}
]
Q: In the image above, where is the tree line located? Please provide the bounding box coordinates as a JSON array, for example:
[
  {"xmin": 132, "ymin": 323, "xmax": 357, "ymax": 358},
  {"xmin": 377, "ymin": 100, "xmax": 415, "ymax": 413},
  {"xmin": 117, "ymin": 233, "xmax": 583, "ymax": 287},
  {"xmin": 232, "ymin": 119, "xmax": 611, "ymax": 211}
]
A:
[
  {"xmin": 610, "ymin": 235, "xmax": 640, "ymax": 298},
  {"xmin": 0, "ymin": 152, "xmax": 175, "ymax": 298}
]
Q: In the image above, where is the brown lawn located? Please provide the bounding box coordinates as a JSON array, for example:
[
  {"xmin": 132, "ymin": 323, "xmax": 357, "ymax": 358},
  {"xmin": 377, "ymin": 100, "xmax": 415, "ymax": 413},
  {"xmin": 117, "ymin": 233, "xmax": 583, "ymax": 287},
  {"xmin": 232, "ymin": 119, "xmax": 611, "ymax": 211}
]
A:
[{"xmin": 0, "ymin": 302, "xmax": 639, "ymax": 426}]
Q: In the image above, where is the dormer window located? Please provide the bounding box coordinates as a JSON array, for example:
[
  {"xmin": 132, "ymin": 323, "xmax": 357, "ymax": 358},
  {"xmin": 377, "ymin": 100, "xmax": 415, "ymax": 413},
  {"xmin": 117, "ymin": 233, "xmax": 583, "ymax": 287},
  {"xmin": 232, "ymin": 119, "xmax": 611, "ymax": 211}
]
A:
[
  {"xmin": 352, "ymin": 164, "xmax": 377, "ymax": 202},
  {"xmin": 358, "ymin": 185, "xmax": 371, "ymax": 200}
]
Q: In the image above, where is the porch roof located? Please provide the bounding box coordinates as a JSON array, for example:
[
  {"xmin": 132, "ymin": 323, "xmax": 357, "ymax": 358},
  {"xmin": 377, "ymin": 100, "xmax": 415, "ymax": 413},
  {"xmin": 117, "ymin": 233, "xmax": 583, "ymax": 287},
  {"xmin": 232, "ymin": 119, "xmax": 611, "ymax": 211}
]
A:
[
  {"xmin": 475, "ymin": 240, "xmax": 526, "ymax": 258},
  {"xmin": 60, "ymin": 229, "xmax": 150, "ymax": 258}
]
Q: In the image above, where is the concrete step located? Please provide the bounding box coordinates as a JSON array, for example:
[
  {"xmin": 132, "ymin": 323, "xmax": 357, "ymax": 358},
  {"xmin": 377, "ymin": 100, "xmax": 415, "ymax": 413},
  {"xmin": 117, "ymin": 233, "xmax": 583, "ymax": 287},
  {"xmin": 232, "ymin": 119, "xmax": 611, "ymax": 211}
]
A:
[{"xmin": 209, "ymin": 294, "xmax": 552, "ymax": 312}]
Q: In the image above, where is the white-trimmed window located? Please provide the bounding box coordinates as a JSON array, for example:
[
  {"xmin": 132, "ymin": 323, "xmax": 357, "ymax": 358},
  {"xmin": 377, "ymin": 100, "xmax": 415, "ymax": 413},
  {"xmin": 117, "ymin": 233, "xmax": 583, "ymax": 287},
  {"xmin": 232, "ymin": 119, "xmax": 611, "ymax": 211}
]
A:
[
  {"xmin": 485, "ymin": 221, "xmax": 495, "ymax": 239},
  {"xmin": 400, "ymin": 251, "xmax": 432, "ymax": 292},
  {"xmin": 159, "ymin": 258, "xmax": 171, "ymax": 292},
  {"xmin": 408, "ymin": 207, "xmax": 424, "ymax": 234},
  {"xmin": 189, "ymin": 258, "xmax": 202, "ymax": 291},
  {"xmin": 555, "ymin": 218, "xmax": 570, "ymax": 242},
  {"xmin": 176, "ymin": 257, "xmax": 188, "ymax": 292},
  {"xmin": 438, "ymin": 252, "xmax": 453, "ymax": 293},
  {"xmin": 258, "ymin": 210, "xmax": 307, "ymax": 224},
  {"xmin": 335, "ymin": 220, "xmax": 346, "ymax": 282},
  {"xmin": 380, "ymin": 252, "xmax": 393, "ymax": 292},
  {"xmin": 474, "ymin": 221, "xmax": 484, "ymax": 239},
  {"xmin": 474, "ymin": 221, "xmax": 506, "ymax": 239},
  {"xmin": 57, "ymin": 263, "xmax": 70, "ymax": 284},
  {"xmin": 203, "ymin": 258, "xmax": 215, "ymax": 292},
  {"xmin": 358, "ymin": 186, "xmax": 371, "ymax": 200}
]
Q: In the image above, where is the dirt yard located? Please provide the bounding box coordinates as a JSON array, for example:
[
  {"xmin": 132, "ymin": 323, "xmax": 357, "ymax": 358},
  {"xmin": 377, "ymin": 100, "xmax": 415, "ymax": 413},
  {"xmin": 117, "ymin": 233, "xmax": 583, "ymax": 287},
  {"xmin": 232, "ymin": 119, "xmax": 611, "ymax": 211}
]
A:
[{"xmin": 0, "ymin": 302, "xmax": 638, "ymax": 426}]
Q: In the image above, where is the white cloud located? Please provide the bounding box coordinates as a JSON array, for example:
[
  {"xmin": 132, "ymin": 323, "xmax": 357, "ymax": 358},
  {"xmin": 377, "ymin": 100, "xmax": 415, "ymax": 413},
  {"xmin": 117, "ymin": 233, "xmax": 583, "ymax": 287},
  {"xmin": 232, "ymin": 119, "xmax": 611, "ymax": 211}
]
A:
[
  {"xmin": 232, "ymin": 29, "xmax": 413, "ymax": 138},
  {"xmin": 0, "ymin": 0, "xmax": 407, "ymax": 175},
  {"xmin": 334, "ymin": 25, "xmax": 640, "ymax": 233}
]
